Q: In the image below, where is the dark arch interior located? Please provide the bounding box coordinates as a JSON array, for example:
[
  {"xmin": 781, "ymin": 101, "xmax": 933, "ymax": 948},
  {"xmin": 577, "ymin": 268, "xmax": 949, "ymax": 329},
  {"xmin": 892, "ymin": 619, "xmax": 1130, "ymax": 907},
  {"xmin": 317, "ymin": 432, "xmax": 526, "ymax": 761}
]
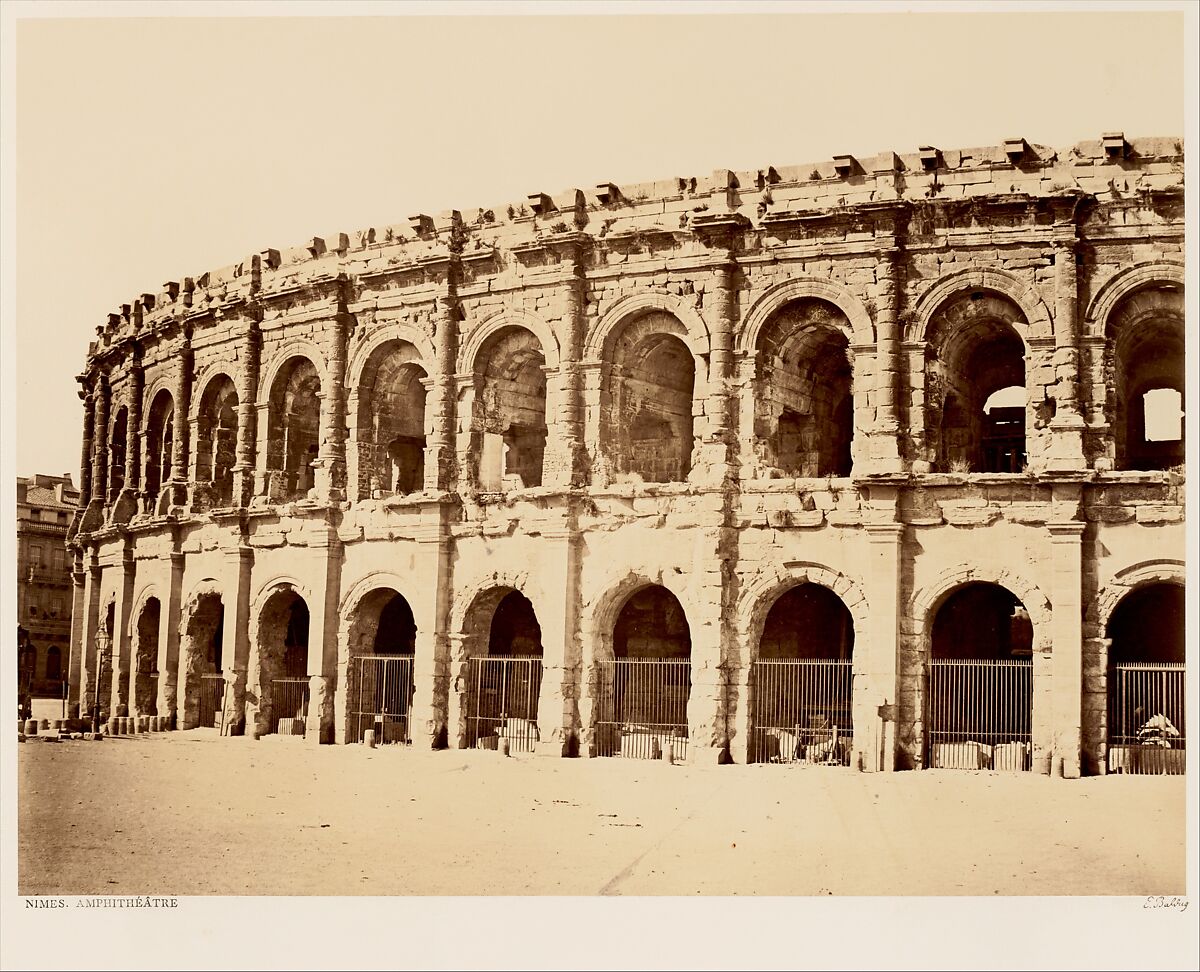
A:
[
  {"xmin": 186, "ymin": 594, "xmax": 225, "ymax": 672},
  {"xmin": 1107, "ymin": 583, "xmax": 1185, "ymax": 664},
  {"xmin": 756, "ymin": 299, "xmax": 854, "ymax": 478},
  {"xmin": 476, "ymin": 328, "xmax": 547, "ymax": 491},
  {"xmin": 134, "ymin": 597, "xmax": 161, "ymax": 715},
  {"xmin": 487, "ymin": 590, "xmax": 543, "ymax": 656},
  {"xmin": 109, "ymin": 406, "xmax": 128, "ymax": 498},
  {"xmin": 614, "ymin": 586, "xmax": 691, "ymax": 659},
  {"xmin": 373, "ymin": 593, "xmax": 417, "ymax": 655},
  {"xmin": 931, "ymin": 583, "xmax": 1032, "ymax": 660},
  {"xmin": 144, "ymin": 390, "xmax": 174, "ymax": 505},
  {"xmin": 283, "ymin": 597, "xmax": 309, "ymax": 676},
  {"xmin": 606, "ymin": 313, "xmax": 696, "ymax": 485},
  {"xmin": 760, "ymin": 584, "xmax": 854, "ymax": 660},
  {"xmin": 929, "ymin": 300, "xmax": 1027, "ymax": 473}
]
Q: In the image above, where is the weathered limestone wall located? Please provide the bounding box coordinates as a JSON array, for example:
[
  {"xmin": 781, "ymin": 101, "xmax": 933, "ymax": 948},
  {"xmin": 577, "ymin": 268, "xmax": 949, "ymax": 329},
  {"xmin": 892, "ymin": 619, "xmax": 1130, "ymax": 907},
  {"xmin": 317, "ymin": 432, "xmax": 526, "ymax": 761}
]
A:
[{"xmin": 65, "ymin": 135, "xmax": 1185, "ymax": 776}]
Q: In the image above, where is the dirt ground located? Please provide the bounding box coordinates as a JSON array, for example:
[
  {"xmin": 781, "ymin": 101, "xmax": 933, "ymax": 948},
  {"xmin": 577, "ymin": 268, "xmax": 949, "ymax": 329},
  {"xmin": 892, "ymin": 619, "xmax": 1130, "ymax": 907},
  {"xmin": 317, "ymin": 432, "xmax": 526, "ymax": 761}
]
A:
[{"xmin": 17, "ymin": 730, "xmax": 1186, "ymax": 897}]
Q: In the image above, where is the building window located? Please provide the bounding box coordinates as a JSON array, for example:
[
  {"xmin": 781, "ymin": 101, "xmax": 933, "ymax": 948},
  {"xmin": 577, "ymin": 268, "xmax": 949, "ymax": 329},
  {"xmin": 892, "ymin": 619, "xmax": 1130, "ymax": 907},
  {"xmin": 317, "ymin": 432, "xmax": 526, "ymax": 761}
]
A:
[
  {"xmin": 52, "ymin": 547, "xmax": 65, "ymax": 570},
  {"xmin": 46, "ymin": 645, "xmax": 62, "ymax": 681},
  {"xmin": 29, "ymin": 543, "xmax": 44, "ymax": 566}
]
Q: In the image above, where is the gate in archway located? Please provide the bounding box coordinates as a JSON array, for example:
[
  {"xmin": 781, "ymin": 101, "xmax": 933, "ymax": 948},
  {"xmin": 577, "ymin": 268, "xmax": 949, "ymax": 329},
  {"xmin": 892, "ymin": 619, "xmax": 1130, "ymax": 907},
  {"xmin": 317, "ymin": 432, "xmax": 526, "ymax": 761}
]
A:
[
  {"xmin": 751, "ymin": 659, "xmax": 853, "ymax": 765},
  {"xmin": 925, "ymin": 658, "xmax": 1033, "ymax": 771},
  {"xmin": 350, "ymin": 655, "xmax": 414, "ymax": 745},
  {"xmin": 1107, "ymin": 663, "xmax": 1185, "ymax": 775},
  {"xmin": 466, "ymin": 656, "xmax": 542, "ymax": 753},
  {"xmin": 594, "ymin": 658, "xmax": 690, "ymax": 760}
]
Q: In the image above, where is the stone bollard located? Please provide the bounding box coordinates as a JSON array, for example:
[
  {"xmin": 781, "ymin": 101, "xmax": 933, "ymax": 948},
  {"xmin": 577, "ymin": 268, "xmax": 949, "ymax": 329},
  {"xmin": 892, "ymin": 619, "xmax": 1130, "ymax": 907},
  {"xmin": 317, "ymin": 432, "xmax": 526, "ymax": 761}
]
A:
[
  {"xmin": 499, "ymin": 736, "xmax": 511, "ymax": 757},
  {"xmin": 39, "ymin": 719, "xmax": 50, "ymax": 731},
  {"xmin": 24, "ymin": 719, "xmax": 38, "ymax": 736},
  {"xmin": 140, "ymin": 716, "xmax": 150, "ymax": 733},
  {"xmin": 364, "ymin": 729, "xmax": 376, "ymax": 749},
  {"xmin": 54, "ymin": 719, "xmax": 67, "ymax": 732},
  {"xmin": 107, "ymin": 717, "xmax": 119, "ymax": 736},
  {"xmin": 121, "ymin": 716, "xmax": 131, "ymax": 735},
  {"xmin": 663, "ymin": 741, "xmax": 675, "ymax": 765}
]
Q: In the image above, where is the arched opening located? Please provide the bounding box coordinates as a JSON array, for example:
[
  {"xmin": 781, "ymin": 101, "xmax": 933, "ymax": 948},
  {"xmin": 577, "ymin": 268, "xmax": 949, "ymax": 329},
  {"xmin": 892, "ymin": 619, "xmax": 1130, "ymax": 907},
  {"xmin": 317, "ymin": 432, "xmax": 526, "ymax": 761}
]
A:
[
  {"xmin": 926, "ymin": 293, "xmax": 1028, "ymax": 473},
  {"xmin": 266, "ymin": 357, "xmax": 321, "ymax": 502},
  {"xmin": 134, "ymin": 597, "xmax": 160, "ymax": 717},
  {"xmin": 346, "ymin": 589, "xmax": 417, "ymax": 745},
  {"xmin": 108, "ymin": 406, "xmax": 128, "ymax": 501},
  {"xmin": 1105, "ymin": 582, "xmax": 1185, "ymax": 774},
  {"xmin": 754, "ymin": 299, "xmax": 855, "ymax": 478},
  {"xmin": 752, "ymin": 584, "xmax": 855, "ymax": 764},
  {"xmin": 603, "ymin": 312, "xmax": 695, "ymax": 483},
  {"xmin": 180, "ymin": 593, "xmax": 225, "ymax": 730},
  {"xmin": 473, "ymin": 328, "xmax": 547, "ymax": 491},
  {"xmin": 143, "ymin": 390, "xmax": 174, "ymax": 512},
  {"xmin": 356, "ymin": 341, "xmax": 428, "ymax": 499},
  {"xmin": 926, "ymin": 582, "xmax": 1033, "ymax": 770},
  {"xmin": 596, "ymin": 585, "xmax": 692, "ymax": 759},
  {"xmin": 464, "ymin": 589, "xmax": 544, "ymax": 752},
  {"xmin": 1108, "ymin": 287, "xmax": 1185, "ymax": 471},
  {"xmin": 253, "ymin": 589, "xmax": 311, "ymax": 737},
  {"xmin": 194, "ymin": 376, "xmax": 239, "ymax": 506},
  {"xmin": 46, "ymin": 645, "xmax": 61, "ymax": 682}
]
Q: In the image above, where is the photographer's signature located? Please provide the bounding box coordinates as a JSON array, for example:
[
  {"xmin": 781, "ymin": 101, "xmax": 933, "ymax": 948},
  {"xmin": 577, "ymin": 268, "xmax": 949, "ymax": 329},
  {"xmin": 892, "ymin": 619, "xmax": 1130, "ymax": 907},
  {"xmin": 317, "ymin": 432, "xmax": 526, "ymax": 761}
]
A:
[{"xmin": 1144, "ymin": 896, "xmax": 1188, "ymax": 913}]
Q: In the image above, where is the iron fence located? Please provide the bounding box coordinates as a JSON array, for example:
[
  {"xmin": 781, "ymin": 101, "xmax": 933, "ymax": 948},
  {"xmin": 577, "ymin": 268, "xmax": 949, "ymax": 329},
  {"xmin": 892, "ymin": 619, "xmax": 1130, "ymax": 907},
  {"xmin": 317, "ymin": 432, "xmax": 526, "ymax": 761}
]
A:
[
  {"xmin": 926, "ymin": 658, "xmax": 1033, "ymax": 771},
  {"xmin": 1107, "ymin": 662, "xmax": 1186, "ymax": 775},
  {"xmin": 198, "ymin": 673, "xmax": 226, "ymax": 729},
  {"xmin": 466, "ymin": 656, "xmax": 543, "ymax": 753},
  {"xmin": 350, "ymin": 655, "xmax": 415, "ymax": 745},
  {"xmin": 270, "ymin": 676, "xmax": 310, "ymax": 737},
  {"xmin": 750, "ymin": 660, "xmax": 854, "ymax": 765},
  {"xmin": 594, "ymin": 658, "xmax": 690, "ymax": 760}
]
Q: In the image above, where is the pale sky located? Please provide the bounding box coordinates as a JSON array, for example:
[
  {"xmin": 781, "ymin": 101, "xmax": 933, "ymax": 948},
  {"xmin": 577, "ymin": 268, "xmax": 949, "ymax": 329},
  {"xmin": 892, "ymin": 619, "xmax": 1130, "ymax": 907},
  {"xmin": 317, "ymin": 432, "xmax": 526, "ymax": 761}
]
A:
[{"xmin": 9, "ymin": 6, "xmax": 1188, "ymax": 479}]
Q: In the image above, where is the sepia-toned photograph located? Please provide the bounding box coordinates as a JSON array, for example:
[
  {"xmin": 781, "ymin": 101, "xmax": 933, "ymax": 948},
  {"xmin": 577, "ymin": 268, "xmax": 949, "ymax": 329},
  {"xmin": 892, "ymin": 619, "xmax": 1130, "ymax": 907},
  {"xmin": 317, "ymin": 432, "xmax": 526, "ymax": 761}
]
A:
[{"xmin": 2, "ymin": 2, "xmax": 1197, "ymax": 969}]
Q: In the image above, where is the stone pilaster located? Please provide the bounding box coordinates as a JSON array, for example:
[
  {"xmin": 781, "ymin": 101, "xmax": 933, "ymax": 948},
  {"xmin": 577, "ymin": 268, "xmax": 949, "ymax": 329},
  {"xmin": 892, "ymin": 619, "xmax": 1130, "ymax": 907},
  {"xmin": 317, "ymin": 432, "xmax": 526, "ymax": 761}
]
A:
[
  {"xmin": 233, "ymin": 321, "xmax": 261, "ymax": 506},
  {"xmin": 314, "ymin": 300, "xmax": 349, "ymax": 503},
  {"xmin": 109, "ymin": 547, "xmax": 136, "ymax": 715},
  {"xmin": 870, "ymin": 248, "xmax": 905, "ymax": 473},
  {"xmin": 855, "ymin": 516, "xmax": 905, "ymax": 771},
  {"xmin": 1049, "ymin": 519, "xmax": 1085, "ymax": 778},
  {"xmin": 693, "ymin": 253, "xmax": 737, "ymax": 482},
  {"xmin": 66, "ymin": 558, "xmax": 88, "ymax": 712},
  {"xmin": 534, "ymin": 518, "xmax": 583, "ymax": 756},
  {"xmin": 425, "ymin": 226, "xmax": 463, "ymax": 492},
  {"xmin": 1046, "ymin": 238, "xmax": 1087, "ymax": 471},
  {"xmin": 304, "ymin": 526, "xmax": 343, "ymax": 744},
  {"xmin": 545, "ymin": 250, "xmax": 589, "ymax": 487},
  {"xmin": 78, "ymin": 558, "xmax": 103, "ymax": 720},
  {"xmin": 112, "ymin": 356, "xmax": 143, "ymax": 523},
  {"xmin": 221, "ymin": 542, "xmax": 254, "ymax": 736},
  {"xmin": 165, "ymin": 337, "xmax": 193, "ymax": 509},
  {"xmin": 68, "ymin": 383, "xmax": 94, "ymax": 544},
  {"xmin": 79, "ymin": 376, "xmax": 109, "ymax": 533},
  {"xmin": 407, "ymin": 513, "xmax": 452, "ymax": 748},
  {"xmin": 156, "ymin": 550, "xmax": 185, "ymax": 727}
]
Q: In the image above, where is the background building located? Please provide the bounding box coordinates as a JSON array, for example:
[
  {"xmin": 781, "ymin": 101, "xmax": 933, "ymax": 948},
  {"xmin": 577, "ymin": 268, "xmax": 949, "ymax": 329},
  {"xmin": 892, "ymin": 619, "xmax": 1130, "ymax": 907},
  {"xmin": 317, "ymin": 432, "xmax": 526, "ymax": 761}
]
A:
[
  {"xmin": 17, "ymin": 473, "xmax": 79, "ymax": 701},
  {"xmin": 65, "ymin": 135, "xmax": 1186, "ymax": 776}
]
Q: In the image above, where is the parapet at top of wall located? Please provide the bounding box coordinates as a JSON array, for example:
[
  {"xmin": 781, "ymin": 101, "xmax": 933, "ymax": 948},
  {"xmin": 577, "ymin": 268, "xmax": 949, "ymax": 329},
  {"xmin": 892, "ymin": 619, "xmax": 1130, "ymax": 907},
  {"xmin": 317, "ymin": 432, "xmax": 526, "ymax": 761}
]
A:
[{"xmin": 88, "ymin": 133, "xmax": 1183, "ymax": 358}]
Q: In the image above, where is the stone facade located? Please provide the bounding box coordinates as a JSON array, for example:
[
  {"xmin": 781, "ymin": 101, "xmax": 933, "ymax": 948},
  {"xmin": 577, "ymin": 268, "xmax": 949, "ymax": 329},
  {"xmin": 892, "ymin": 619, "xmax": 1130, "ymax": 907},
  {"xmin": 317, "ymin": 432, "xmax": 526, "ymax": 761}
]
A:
[
  {"xmin": 66, "ymin": 134, "xmax": 1185, "ymax": 776},
  {"xmin": 17, "ymin": 474, "xmax": 79, "ymax": 698}
]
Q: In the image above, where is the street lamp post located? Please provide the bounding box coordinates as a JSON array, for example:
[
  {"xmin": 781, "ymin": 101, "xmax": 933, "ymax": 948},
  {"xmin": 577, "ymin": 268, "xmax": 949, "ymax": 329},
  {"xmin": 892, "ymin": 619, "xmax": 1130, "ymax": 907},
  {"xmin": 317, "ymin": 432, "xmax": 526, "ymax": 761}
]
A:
[{"xmin": 91, "ymin": 619, "xmax": 111, "ymax": 735}]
